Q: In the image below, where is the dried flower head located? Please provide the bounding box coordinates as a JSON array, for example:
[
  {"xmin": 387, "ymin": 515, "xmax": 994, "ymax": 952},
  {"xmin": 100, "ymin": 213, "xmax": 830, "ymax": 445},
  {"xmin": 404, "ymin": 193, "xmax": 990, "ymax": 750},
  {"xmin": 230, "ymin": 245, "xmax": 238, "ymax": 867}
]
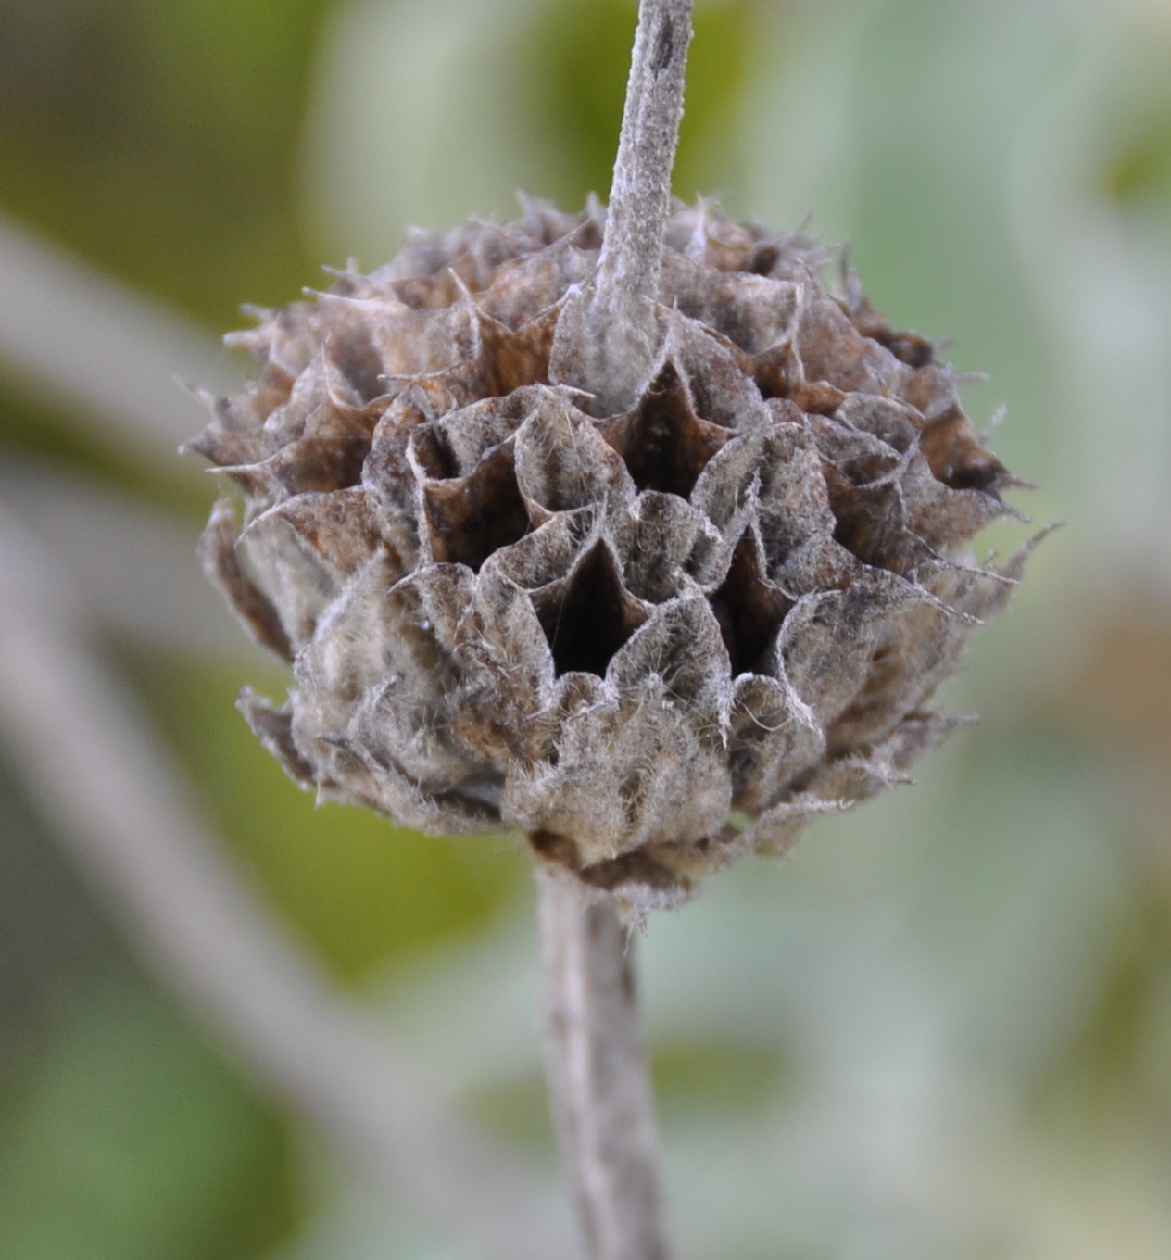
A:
[{"xmin": 186, "ymin": 199, "xmax": 1033, "ymax": 915}]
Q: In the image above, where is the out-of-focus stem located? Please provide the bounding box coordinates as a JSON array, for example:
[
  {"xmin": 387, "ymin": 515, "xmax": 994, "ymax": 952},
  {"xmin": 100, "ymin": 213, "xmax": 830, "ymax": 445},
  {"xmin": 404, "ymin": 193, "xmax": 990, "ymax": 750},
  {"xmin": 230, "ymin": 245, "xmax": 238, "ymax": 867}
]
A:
[
  {"xmin": 0, "ymin": 503, "xmax": 566, "ymax": 1260},
  {"xmin": 536, "ymin": 867, "xmax": 672, "ymax": 1260},
  {"xmin": 0, "ymin": 212, "xmax": 227, "ymax": 464}
]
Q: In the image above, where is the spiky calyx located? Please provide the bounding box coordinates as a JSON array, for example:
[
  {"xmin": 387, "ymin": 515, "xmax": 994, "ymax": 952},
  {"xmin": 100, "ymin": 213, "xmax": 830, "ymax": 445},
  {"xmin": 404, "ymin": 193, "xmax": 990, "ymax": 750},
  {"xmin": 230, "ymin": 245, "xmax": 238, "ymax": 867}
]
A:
[{"xmin": 187, "ymin": 200, "xmax": 1032, "ymax": 915}]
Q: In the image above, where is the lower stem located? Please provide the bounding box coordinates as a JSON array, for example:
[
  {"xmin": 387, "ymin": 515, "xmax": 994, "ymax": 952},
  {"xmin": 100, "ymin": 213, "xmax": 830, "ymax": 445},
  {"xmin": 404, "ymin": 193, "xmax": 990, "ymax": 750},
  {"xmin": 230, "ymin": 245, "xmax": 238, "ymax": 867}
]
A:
[{"xmin": 535, "ymin": 867, "xmax": 672, "ymax": 1260}]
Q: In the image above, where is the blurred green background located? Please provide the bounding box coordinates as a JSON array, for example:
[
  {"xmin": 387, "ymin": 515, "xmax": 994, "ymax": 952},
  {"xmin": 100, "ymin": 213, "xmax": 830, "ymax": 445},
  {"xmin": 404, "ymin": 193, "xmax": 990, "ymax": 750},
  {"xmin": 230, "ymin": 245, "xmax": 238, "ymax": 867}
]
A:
[{"xmin": 1, "ymin": 0, "xmax": 1169, "ymax": 1256}]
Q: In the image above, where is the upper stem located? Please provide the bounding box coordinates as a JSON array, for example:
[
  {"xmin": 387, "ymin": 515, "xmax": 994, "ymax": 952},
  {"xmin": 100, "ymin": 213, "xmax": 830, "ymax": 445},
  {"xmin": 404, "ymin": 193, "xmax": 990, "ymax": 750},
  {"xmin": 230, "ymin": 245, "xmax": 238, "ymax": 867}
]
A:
[
  {"xmin": 553, "ymin": 0, "xmax": 694, "ymax": 415},
  {"xmin": 595, "ymin": 0, "xmax": 694, "ymax": 319}
]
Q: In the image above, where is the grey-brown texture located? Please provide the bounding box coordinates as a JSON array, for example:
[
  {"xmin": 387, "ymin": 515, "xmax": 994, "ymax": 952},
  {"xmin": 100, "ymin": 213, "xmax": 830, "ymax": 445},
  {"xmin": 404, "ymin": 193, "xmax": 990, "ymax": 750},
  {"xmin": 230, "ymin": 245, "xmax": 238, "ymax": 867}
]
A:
[
  {"xmin": 186, "ymin": 199, "xmax": 1034, "ymax": 918},
  {"xmin": 557, "ymin": 0, "xmax": 694, "ymax": 417},
  {"xmin": 537, "ymin": 868, "xmax": 670, "ymax": 1259}
]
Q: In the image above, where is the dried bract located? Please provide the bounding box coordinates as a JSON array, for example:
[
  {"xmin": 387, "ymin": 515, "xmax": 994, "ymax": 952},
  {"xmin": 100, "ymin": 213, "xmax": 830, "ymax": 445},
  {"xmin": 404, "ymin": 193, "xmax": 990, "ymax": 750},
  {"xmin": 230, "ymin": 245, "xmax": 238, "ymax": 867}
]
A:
[{"xmin": 187, "ymin": 201, "xmax": 1033, "ymax": 915}]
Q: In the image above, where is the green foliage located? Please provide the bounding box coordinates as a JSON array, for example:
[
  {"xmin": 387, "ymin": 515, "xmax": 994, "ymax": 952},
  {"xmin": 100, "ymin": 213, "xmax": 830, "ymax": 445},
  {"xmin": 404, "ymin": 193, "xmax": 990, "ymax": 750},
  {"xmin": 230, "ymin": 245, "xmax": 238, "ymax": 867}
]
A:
[
  {"xmin": 121, "ymin": 646, "xmax": 528, "ymax": 981},
  {"xmin": 0, "ymin": 975, "xmax": 292, "ymax": 1260},
  {"xmin": 0, "ymin": 0, "xmax": 330, "ymax": 324}
]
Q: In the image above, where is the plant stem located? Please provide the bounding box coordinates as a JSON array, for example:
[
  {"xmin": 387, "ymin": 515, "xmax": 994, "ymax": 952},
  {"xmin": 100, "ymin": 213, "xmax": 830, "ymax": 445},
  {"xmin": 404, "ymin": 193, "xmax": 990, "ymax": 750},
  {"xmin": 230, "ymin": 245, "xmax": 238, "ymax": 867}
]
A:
[
  {"xmin": 536, "ymin": 868, "xmax": 671, "ymax": 1260},
  {"xmin": 555, "ymin": 0, "xmax": 694, "ymax": 415},
  {"xmin": 538, "ymin": 4, "xmax": 691, "ymax": 1252},
  {"xmin": 596, "ymin": 0, "xmax": 693, "ymax": 318}
]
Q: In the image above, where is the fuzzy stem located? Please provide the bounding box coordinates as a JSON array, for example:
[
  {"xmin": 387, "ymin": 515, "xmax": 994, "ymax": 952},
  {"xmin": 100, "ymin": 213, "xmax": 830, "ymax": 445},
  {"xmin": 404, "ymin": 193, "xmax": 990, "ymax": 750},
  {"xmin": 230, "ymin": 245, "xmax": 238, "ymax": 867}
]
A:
[
  {"xmin": 596, "ymin": 0, "xmax": 693, "ymax": 318},
  {"xmin": 536, "ymin": 868, "xmax": 671, "ymax": 1260},
  {"xmin": 566, "ymin": 0, "xmax": 694, "ymax": 415}
]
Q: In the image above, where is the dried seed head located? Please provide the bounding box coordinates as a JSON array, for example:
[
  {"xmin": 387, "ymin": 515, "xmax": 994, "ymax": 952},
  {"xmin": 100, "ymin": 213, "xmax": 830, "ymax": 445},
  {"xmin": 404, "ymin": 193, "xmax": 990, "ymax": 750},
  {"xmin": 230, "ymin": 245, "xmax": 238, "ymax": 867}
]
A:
[{"xmin": 186, "ymin": 200, "xmax": 1035, "ymax": 915}]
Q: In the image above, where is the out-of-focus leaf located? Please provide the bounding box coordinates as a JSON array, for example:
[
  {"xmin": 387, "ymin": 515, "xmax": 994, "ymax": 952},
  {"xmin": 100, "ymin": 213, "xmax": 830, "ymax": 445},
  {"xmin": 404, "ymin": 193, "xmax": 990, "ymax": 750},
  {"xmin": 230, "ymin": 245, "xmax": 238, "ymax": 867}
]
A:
[
  {"xmin": 0, "ymin": 0, "xmax": 330, "ymax": 326},
  {"xmin": 0, "ymin": 975, "xmax": 293, "ymax": 1260},
  {"xmin": 118, "ymin": 647, "xmax": 529, "ymax": 980},
  {"xmin": 0, "ymin": 460, "xmax": 258, "ymax": 663}
]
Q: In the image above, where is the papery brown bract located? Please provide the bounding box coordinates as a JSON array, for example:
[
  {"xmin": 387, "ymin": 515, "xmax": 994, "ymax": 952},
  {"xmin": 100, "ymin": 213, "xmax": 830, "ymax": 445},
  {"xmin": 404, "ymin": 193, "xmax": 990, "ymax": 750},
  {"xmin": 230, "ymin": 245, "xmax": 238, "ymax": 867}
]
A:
[{"xmin": 187, "ymin": 200, "xmax": 1033, "ymax": 917}]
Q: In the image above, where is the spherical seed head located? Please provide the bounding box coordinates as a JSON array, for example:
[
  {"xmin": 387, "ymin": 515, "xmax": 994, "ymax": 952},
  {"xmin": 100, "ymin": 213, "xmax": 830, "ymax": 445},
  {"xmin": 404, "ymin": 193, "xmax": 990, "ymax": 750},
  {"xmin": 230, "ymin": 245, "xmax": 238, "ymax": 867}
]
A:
[{"xmin": 187, "ymin": 200, "xmax": 1035, "ymax": 916}]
